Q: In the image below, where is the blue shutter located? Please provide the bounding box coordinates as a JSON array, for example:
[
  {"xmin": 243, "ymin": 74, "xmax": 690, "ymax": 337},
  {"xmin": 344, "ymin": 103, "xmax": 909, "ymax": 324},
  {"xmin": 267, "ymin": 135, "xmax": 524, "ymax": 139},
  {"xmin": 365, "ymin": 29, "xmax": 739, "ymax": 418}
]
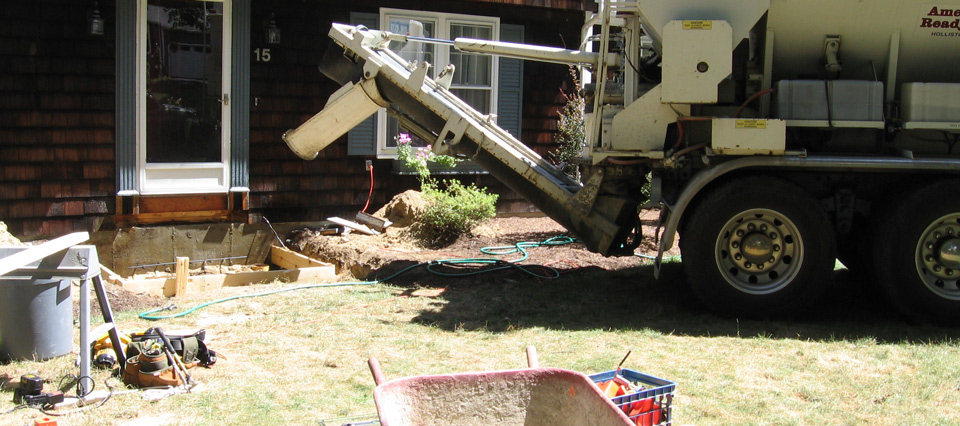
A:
[
  {"xmin": 497, "ymin": 24, "xmax": 524, "ymax": 139},
  {"xmin": 230, "ymin": 0, "xmax": 251, "ymax": 190},
  {"xmin": 115, "ymin": 0, "xmax": 137, "ymax": 194},
  {"xmin": 347, "ymin": 12, "xmax": 380, "ymax": 156}
]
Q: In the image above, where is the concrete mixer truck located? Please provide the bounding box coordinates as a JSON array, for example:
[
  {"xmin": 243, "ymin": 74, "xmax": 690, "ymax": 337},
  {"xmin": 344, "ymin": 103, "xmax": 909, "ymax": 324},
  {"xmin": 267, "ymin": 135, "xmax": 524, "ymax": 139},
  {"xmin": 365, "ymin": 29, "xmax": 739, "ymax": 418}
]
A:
[{"xmin": 284, "ymin": 0, "xmax": 960, "ymax": 323}]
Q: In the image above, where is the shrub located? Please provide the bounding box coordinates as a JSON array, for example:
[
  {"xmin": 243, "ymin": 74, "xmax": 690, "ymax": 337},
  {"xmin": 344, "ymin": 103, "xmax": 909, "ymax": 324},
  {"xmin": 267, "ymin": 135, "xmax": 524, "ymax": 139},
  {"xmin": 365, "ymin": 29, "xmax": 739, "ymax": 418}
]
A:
[
  {"xmin": 419, "ymin": 180, "xmax": 498, "ymax": 245},
  {"xmin": 550, "ymin": 66, "xmax": 586, "ymax": 181},
  {"xmin": 396, "ymin": 134, "xmax": 498, "ymax": 246}
]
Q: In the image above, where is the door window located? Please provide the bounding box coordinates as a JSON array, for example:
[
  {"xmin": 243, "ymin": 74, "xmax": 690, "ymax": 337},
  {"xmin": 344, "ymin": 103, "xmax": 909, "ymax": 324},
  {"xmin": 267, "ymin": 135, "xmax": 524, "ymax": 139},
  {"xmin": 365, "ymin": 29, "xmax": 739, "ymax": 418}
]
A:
[{"xmin": 140, "ymin": 0, "xmax": 231, "ymax": 194}]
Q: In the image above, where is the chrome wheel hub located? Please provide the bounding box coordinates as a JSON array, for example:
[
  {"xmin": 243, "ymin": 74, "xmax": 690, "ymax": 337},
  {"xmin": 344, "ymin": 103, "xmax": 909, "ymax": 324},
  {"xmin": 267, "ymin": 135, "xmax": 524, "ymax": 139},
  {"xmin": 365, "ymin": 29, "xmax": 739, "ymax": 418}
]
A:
[
  {"xmin": 916, "ymin": 213, "xmax": 960, "ymax": 300},
  {"xmin": 715, "ymin": 209, "xmax": 803, "ymax": 295}
]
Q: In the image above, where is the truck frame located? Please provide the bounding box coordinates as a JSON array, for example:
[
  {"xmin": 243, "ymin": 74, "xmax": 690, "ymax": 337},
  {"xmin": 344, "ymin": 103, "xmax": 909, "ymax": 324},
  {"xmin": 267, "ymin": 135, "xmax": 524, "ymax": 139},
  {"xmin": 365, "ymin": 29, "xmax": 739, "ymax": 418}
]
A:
[{"xmin": 285, "ymin": 0, "xmax": 960, "ymax": 323}]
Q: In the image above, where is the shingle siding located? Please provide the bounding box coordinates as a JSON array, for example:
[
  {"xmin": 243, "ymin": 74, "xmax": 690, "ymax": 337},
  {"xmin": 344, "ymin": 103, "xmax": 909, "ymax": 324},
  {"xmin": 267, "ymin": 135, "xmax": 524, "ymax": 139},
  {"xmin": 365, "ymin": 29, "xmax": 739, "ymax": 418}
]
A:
[{"xmin": 1, "ymin": 0, "xmax": 587, "ymax": 238}]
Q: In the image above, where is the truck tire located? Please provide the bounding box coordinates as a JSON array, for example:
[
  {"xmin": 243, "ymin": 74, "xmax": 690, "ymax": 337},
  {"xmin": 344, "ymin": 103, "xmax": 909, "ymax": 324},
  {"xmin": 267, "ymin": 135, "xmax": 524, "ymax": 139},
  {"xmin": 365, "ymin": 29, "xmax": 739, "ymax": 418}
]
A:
[
  {"xmin": 680, "ymin": 176, "xmax": 837, "ymax": 317},
  {"xmin": 874, "ymin": 179, "xmax": 960, "ymax": 323}
]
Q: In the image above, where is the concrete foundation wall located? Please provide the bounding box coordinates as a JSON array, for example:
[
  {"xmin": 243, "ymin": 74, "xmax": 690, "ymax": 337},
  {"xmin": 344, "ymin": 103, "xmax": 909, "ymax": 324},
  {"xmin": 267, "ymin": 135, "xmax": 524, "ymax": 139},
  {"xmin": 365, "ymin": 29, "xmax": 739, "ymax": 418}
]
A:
[{"xmin": 90, "ymin": 221, "xmax": 324, "ymax": 277}]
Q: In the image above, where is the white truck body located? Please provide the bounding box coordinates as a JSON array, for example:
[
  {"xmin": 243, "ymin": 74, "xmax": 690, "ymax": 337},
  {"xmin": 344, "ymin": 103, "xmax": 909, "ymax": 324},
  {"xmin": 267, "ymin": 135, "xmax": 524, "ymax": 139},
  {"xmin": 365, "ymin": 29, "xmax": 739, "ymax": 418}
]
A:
[{"xmin": 285, "ymin": 0, "xmax": 960, "ymax": 323}]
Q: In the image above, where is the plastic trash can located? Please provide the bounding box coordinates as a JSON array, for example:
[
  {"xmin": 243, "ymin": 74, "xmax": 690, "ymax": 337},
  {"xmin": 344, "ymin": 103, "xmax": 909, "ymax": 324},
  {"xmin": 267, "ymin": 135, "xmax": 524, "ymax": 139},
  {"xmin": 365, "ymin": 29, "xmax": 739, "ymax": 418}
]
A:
[{"xmin": 0, "ymin": 278, "xmax": 73, "ymax": 362}]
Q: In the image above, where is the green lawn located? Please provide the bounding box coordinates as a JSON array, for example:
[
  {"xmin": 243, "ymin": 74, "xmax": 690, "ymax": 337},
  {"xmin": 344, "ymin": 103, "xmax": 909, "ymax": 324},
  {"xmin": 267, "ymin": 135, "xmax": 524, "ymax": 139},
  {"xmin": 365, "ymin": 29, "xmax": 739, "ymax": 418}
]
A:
[{"xmin": 2, "ymin": 261, "xmax": 958, "ymax": 425}]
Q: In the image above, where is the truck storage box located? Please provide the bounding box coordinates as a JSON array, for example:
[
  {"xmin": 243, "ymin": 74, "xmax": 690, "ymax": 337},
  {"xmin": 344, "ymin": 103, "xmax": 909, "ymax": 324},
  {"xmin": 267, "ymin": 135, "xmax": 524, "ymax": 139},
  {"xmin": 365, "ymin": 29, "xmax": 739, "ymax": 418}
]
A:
[
  {"xmin": 902, "ymin": 83, "xmax": 960, "ymax": 123},
  {"xmin": 775, "ymin": 80, "xmax": 883, "ymax": 122}
]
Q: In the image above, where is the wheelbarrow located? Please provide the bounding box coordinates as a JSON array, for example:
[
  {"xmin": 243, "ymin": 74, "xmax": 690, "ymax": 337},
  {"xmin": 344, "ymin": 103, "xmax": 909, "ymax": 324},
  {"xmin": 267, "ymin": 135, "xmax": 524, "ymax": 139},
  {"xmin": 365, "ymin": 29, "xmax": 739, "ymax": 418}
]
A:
[{"xmin": 367, "ymin": 347, "xmax": 635, "ymax": 426}]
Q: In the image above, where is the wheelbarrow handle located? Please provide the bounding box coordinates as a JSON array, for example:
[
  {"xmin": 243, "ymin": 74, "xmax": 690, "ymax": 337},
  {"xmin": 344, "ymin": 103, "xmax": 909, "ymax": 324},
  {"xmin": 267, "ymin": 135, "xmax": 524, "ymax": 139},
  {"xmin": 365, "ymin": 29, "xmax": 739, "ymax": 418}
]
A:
[
  {"xmin": 526, "ymin": 345, "xmax": 539, "ymax": 368},
  {"xmin": 368, "ymin": 357, "xmax": 385, "ymax": 386}
]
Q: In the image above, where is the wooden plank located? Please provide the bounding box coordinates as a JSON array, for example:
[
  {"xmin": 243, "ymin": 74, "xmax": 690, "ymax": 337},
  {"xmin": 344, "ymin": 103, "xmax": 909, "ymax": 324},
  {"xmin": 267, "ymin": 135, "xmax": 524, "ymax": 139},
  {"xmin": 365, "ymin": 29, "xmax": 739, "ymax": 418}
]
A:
[
  {"xmin": 0, "ymin": 232, "xmax": 89, "ymax": 276},
  {"xmin": 99, "ymin": 265, "xmax": 126, "ymax": 286},
  {"xmin": 270, "ymin": 245, "xmax": 332, "ymax": 270},
  {"xmin": 327, "ymin": 217, "xmax": 379, "ymax": 235},
  {"xmin": 139, "ymin": 194, "xmax": 228, "ymax": 213},
  {"xmin": 174, "ymin": 256, "xmax": 189, "ymax": 297},
  {"xmin": 124, "ymin": 210, "xmax": 233, "ymax": 224},
  {"xmin": 121, "ymin": 266, "xmax": 338, "ymax": 298}
]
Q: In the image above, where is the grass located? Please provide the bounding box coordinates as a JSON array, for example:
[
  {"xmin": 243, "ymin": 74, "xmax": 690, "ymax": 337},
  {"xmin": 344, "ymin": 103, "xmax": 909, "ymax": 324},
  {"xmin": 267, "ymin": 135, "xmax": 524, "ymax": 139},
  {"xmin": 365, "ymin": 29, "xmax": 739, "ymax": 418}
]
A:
[{"xmin": 2, "ymin": 260, "xmax": 959, "ymax": 426}]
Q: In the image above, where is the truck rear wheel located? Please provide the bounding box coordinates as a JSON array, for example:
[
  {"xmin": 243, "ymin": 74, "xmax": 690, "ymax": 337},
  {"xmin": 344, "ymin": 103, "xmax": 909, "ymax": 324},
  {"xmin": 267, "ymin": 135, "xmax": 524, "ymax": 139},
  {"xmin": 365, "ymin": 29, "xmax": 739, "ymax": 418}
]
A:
[
  {"xmin": 680, "ymin": 177, "xmax": 837, "ymax": 317},
  {"xmin": 875, "ymin": 180, "xmax": 960, "ymax": 323}
]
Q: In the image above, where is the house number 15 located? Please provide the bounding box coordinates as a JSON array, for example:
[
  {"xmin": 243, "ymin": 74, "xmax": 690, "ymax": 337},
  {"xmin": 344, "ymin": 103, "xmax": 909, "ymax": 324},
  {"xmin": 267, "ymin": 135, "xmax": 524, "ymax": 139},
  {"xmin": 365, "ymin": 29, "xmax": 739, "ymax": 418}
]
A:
[{"xmin": 254, "ymin": 48, "xmax": 272, "ymax": 62}]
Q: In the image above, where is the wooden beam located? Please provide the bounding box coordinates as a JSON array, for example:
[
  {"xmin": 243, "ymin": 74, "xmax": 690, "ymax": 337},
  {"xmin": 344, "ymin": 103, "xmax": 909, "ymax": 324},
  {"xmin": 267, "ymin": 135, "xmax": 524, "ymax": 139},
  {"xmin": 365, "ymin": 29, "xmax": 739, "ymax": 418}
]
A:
[
  {"xmin": 122, "ymin": 210, "xmax": 233, "ymax": 224},
  {"xmin": 139, "ymin": 194, "xmax": 228, "ymax": 213},
  {"xmin": 270, "ymin": 245, "xmax": 334, "ymax": 270},
  {"xmin": 327, "ymin": 217, "xmax": 379, "ymax": 235},
  {"xmin": 99, "ymin": 265, "xmax": 126, "ymax": 286},
  {"xmin": 174, "ymin": 256, "xmax": 189, "ymax": 297}
]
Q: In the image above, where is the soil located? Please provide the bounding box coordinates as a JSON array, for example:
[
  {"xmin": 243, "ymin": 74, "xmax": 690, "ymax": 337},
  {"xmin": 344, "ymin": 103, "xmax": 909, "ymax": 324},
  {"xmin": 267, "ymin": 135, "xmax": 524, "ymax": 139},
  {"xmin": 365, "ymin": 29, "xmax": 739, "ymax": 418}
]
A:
[
  {"xmin": 24, "ymin": 190, "xmax": 682, "ymax": 319},
  {"xmin": 0, "ymin": 222, "xmax": 22, "ymax": 246},
  {"xmin": 288, "ymin": 191, "xmax": 680, "ymax": 287},
  {"xmin": 75, "ymin": 280, "xmax": 162, "ymax": 319}
]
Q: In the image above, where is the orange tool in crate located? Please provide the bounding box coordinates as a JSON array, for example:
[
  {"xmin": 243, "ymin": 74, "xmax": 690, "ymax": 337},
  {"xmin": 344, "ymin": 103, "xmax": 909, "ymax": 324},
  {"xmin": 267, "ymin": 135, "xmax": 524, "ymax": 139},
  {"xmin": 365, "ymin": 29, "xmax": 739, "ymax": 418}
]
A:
[{"xmin": 589, "ymin": 364, "xmax": 675, "ymax": 426}]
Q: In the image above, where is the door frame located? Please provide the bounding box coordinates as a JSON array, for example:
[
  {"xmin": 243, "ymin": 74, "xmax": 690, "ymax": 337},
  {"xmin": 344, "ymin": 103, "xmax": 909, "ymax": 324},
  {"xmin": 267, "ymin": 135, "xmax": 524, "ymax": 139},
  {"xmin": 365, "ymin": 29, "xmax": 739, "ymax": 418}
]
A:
[{"xmin": 136, "ymin": 0, "xmax": 232, "ymax": 195}]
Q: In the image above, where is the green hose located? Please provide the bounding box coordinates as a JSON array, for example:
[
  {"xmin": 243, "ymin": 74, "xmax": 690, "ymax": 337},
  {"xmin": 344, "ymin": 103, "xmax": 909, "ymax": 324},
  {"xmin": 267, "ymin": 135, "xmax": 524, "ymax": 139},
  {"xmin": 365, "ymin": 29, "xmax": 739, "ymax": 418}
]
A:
[
  {"xmin": 138, "ymin": 281, "xmax": 378, "ymax": 320},
  {"xmin": 138, "ymin": 236, "xmax": 579, "ymax": 320}
]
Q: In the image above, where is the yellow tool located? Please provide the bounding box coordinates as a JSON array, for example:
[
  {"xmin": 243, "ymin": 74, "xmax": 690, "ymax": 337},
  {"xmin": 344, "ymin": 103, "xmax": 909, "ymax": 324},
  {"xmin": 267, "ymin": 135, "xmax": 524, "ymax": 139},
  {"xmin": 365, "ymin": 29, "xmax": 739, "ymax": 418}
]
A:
[{"xmin": 90, "ymin": 331, "xmax": 131, "ymax": 369}]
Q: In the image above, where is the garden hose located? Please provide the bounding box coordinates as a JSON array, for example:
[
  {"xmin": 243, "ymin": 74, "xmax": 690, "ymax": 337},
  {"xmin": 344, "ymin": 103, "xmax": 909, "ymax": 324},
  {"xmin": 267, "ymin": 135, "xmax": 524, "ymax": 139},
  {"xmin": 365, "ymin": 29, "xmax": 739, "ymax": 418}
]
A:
[{"xmin": 139, "ymin": 236, "xmax": 580, "ymax": 320}]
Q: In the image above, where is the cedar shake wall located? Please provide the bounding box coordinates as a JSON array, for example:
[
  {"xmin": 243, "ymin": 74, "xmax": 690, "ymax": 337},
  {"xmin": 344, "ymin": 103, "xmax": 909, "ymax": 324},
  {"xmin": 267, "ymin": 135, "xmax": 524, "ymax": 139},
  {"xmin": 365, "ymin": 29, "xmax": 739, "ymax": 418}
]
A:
[
  {"xmin": 0, "ymin": 0, "xmax": 116, "ymax": 239},
  {"xmin": 0, "ymin": 0, "xmax": 586, "ymax": 239},
  {"xmin": 247, "ymin": 0, "xmax": 586, "ymax": 222}
]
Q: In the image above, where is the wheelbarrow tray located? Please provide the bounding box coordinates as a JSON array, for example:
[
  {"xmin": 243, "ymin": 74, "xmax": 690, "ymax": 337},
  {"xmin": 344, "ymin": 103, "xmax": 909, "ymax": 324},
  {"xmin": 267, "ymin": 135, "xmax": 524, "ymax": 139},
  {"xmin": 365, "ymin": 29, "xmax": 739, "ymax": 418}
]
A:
[{"xmin": 372, "ymin": 367, "xmax": 635, "ymax": 426}]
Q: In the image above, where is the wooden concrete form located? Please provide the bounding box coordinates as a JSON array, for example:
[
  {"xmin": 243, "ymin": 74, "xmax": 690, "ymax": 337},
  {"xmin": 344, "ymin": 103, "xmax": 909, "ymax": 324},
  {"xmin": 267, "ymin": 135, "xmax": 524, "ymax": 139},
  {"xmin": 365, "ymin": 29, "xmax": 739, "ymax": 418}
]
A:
[{"xmin": 100, "ymin": 246, "xmax": 336, "ymax": 298}]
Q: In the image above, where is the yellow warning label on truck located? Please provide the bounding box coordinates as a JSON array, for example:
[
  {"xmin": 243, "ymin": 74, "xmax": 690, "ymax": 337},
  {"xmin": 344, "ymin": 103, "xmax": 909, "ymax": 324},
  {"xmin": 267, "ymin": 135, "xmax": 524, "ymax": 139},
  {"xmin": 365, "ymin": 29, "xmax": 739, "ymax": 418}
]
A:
[
  {"xmin": 736, "ymin": 119, "xmax": 767, "ymax": 129},
  {"xmin": 683, "ymin": 21, "xmax": 713, "ymax": 30}
]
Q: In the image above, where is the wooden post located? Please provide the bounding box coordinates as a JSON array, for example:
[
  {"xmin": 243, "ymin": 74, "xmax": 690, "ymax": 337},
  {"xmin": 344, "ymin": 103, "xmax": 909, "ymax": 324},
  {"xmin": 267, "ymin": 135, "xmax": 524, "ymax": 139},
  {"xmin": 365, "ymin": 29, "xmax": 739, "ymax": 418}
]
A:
[{"xmin": 174, "ymin": 256, "xmax": 189, "ymax": 297}]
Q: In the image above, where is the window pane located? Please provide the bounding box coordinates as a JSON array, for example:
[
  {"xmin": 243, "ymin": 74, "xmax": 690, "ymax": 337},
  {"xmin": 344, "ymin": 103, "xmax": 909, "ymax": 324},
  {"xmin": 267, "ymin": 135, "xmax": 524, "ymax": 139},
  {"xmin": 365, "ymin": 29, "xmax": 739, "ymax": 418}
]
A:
[
  {"xmin": 146, "ymin": 0, "xmax": 223, "ymax": 163},
  {"xmin": 450, "ymin": 24, "xmax": 492, "ymax": 87},
  {"xmin": 387, "ymin": 18, "xmax": 435, "ymax": 66},
  {"xmin": 386, "ymin": 119, "xmax": 431, "ymax": 148},
  {"xmin": 451, "ymin": 89, "xmax": 491, "ymax": 113}
]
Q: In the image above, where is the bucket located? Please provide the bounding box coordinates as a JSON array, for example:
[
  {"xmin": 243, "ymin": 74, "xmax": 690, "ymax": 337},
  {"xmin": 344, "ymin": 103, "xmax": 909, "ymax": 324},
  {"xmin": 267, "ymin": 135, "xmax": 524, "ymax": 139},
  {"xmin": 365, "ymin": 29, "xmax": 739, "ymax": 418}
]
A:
[{"xmin": 0, "ymin": 278, "xmax": 73, "ymax": 362}]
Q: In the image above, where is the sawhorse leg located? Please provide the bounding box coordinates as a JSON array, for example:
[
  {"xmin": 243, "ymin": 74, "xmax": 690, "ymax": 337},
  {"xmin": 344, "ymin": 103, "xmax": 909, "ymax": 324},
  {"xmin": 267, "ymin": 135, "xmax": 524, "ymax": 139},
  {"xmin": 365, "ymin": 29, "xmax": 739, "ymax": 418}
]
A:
[{"xmin": 77, "ymin": 275, "xmax": 126, "ymax": 395}]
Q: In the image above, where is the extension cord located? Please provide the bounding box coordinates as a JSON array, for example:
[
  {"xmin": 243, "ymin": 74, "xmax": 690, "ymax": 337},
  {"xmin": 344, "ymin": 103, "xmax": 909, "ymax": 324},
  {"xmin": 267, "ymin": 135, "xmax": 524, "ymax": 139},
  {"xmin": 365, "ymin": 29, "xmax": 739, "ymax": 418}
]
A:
[{"xmin": 53, "ymin": 389, "xmax": 112, "ymax": 409}]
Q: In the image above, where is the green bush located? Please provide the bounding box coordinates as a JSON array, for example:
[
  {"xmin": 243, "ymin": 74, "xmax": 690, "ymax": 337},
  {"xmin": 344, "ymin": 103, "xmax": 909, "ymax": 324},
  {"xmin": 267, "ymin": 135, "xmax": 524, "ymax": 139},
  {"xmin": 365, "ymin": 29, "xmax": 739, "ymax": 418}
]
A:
[
  {"xmin": 396, "ymin": 134, "xmax": 498, "ymax": 246},
  {"xmin": 419, "ymin": 180, "xmax": 498, "ymax": 245},
  {"xmin": 550, "ymin": 66, "xmax": 586, "ymax": 181}
]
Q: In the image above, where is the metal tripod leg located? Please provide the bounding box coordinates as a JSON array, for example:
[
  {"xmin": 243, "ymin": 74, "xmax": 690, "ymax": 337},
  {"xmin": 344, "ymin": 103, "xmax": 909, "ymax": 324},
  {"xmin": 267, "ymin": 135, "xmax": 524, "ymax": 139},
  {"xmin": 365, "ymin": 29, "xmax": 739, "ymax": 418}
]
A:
[{"xmin": 92, "ymin": 275, "xmax": 126, "ymax": 371}]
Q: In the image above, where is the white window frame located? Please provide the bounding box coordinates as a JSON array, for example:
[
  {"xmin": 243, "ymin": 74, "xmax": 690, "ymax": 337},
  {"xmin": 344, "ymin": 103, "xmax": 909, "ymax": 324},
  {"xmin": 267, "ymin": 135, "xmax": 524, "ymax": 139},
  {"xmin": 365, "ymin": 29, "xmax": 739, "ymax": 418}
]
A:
[{"xmin": 376, "ymin": 9, "xmax": 499, "ymax": 158}]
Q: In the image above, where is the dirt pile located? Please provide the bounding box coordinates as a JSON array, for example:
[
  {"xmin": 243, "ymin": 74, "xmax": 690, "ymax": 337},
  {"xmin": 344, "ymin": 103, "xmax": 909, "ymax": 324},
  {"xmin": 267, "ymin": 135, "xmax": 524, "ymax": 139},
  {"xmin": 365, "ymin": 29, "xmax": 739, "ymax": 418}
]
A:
[
  {"xmin": 0, "ymin": 222, "xmax": 23, "ymax": 246},
  {"xmin": 289, "ymin": 193, "xmax": 430, "ymax": 279},
  {"xmin": 290, "ymin": 190, "xmax": 488, "ymax": 279},
  {"xmin": 374, "ymin": 189, "xmax": 430, "ymax": 228}
]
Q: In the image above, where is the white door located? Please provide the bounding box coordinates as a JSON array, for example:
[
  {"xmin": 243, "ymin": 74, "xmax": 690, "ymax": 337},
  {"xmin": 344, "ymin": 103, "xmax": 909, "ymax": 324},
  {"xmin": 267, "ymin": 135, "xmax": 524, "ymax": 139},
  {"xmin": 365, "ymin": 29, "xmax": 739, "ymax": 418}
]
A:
[{"xmin": 138, "ymin": 0, "xmax": 231, "ymax": 194}]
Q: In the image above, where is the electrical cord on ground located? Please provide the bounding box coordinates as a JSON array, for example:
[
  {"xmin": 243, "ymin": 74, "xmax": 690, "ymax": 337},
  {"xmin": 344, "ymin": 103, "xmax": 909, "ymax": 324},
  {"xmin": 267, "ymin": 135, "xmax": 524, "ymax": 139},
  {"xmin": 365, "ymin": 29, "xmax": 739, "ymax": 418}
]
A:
[
  {"xmin": 2, "ymin": 405, "xmax": 28, "ymax": 415},
  {"xmin": 58, "ymin": 374, "xmax": 94, "ymax": 398},
  {"xmin": 138, "ymin": 236, "xmax": 582, "ymax": 320},
  {"xmin": 39, "ymin": 378, "xmax": 118, "ymax": 417}
]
